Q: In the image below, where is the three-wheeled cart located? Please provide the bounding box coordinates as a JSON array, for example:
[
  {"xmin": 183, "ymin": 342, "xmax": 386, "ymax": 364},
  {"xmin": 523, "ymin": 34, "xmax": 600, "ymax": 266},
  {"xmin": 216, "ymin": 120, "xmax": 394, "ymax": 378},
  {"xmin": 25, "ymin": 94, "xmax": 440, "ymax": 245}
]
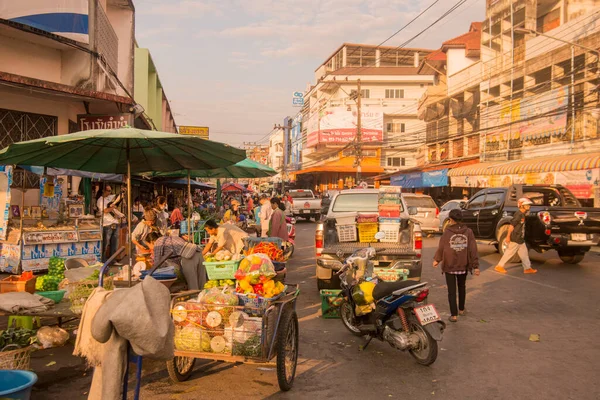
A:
[{"xmin": 166, "ymin": 284, "xmax": 300, "ymax": 391}]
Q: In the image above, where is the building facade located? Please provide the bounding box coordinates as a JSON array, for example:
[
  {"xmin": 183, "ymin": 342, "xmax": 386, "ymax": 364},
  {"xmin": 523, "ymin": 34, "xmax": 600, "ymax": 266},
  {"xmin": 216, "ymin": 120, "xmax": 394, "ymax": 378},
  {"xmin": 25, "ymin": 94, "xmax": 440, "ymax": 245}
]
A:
[{"xmin": 295, "ymin": 43, "xmax": 434, "ymax": 191}]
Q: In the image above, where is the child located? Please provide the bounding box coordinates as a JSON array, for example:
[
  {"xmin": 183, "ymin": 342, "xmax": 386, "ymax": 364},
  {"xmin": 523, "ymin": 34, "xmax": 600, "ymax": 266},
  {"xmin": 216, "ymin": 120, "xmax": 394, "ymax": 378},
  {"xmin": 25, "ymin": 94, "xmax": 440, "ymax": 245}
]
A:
[{"xmin": 433, "ymin": 209, "xmax": 480, "ymax": 322}]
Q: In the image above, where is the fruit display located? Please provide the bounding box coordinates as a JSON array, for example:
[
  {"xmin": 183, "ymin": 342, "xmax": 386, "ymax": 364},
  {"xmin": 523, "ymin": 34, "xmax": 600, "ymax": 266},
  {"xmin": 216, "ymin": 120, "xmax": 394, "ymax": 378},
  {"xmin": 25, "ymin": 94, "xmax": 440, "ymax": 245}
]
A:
[
  {"xmin": 203, "ymin": 279, "xmax": 235, "ymax": 289},
  {"xmin": 204, "ymin": 250, "xmax": 233, "ymax": 262},
  {"xmin": 35, "ymin": 257, "xmax": 66, "ymax": 292},
  {"xmin": 244, "ymin": 242, "xmax": 284, "ymax": 262}
]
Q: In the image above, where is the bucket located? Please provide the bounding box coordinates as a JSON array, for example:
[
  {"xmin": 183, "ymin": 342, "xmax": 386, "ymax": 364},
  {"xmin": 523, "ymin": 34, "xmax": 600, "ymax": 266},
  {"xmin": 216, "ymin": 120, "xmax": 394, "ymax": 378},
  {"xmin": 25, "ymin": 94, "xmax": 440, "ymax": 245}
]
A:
[{"xmin": 0, "ymin": 370, "xmax": 38, "ymax": 400}]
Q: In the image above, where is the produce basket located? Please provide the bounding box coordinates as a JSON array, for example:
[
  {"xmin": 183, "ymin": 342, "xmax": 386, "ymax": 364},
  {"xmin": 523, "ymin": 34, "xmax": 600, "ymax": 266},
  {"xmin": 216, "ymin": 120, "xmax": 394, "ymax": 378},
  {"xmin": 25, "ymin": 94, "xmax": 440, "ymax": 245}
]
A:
[
  {"xmin": 68, "ymin": 277, "xmax": 114, "ymax": 315},
  {"xmin": 379, "ymin": 217, "xmax": 401, "ymax": 224},
  {"xmin": 373, "ymin": 267, "xmax": 408, "ymax": 282},
  {"xmin": 358, "ymin": 223, "xmax": 378, "ymax": 243},
  {"xmin": 378, "ymin": 204, "xmax": 401, "ymax": 218},
  {"xmin": 335, "ymin": 215, "xmax": 356, "ymax": 225},
  {"xmin": 378, "ymin": 222, "xmax": 401, "ymax": 243},
  {"xmin": 237, "ymin": 290, "xmax": 286, "ymax": 317},
  {"xmin": 336, "ymin": 224, "xmax": 357, "ymax": 243},
  {"xmin": 0, "ymin": 345, "xmax": 33, "ymax": 370},
  {"xmin": 0, "ymin": 276, "xmax": 36, "ymax": 294},
  {"xmin": 378, "ymin": 194, "xmax": 402, "ymax": 205},
  {"xmin": 35, "ymin": 290, "xmax": 66, "ymax": 303},
  {"xmin": 204, "ymin": 260, "xmax": 240, "ymax": 280},
  {"xmin": 320, "ymin": 289, "xmax": 342, "ymax": 319}
]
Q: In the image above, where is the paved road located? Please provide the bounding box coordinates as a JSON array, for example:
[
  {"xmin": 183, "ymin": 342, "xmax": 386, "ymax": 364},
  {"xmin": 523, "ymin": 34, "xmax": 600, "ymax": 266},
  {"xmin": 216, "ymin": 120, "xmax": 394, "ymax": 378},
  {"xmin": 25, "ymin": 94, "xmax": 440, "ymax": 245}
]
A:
[{"xmin": 28, "ymin": 221, "xmax": 600, "ymax": 399}]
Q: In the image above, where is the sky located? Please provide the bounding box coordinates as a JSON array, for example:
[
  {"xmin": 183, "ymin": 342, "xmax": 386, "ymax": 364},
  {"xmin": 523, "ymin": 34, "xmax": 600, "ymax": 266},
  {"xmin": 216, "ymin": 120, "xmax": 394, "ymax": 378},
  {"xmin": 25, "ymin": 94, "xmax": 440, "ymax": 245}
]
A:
[{"xmin": 134, "ymin": 0, "xmax": 485, "ymax": 147}]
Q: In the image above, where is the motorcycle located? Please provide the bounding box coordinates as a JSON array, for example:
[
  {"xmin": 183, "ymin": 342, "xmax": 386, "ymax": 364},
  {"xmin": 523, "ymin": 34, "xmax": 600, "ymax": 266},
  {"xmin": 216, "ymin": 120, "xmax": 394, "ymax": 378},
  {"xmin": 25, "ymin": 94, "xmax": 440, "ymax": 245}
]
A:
[
  {"xmin": 282, "ymin": 216, "xmax": 296, "ymax": 260},
  {"xmin": 335, "ymin": 246, "xmax": 445, "ymax": 365}
]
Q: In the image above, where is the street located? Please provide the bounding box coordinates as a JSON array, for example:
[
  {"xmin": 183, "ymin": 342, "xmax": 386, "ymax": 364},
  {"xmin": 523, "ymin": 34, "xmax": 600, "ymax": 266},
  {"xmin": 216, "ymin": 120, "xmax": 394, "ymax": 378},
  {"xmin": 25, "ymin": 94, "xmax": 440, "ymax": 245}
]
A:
[{"xmin": 29, "ymin": 221, "xmax": 600, "ymax": 400}]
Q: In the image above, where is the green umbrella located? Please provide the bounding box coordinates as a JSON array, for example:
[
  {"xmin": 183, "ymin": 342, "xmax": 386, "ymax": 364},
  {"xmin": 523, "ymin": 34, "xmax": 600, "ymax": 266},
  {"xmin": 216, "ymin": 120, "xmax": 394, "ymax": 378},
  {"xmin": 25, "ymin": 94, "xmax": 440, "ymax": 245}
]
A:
[
  {"xmin": 0, "ymin": 128, "xmax": 246, "ymax": 174},
  {"xmin": 146, "ymin": 158, "xmax": 276, "ymax": 179},
  {"xmin": 0, "ymin": 128, "xmax": 245, "ymax": 285}
]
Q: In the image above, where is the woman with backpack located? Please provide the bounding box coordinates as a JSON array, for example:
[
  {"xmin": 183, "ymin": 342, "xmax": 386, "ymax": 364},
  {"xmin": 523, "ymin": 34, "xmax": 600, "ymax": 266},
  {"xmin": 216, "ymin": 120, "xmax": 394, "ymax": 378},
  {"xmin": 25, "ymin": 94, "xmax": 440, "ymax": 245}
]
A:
[{"xmin": 433, "ymin": 209, "xmax": 480, "ymax": 322}]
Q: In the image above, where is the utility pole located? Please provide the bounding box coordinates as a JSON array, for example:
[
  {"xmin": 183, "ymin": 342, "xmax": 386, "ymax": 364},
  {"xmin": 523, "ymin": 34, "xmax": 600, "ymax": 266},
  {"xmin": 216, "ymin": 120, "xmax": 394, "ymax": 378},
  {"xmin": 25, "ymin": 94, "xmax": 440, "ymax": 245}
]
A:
[
  {"xmin": 355, "ymin": 79, "xmax": 363, "ymax": 185},
  {"xmin": 274, "ymin": 119, "xmax": 292, "ymax": 195}
]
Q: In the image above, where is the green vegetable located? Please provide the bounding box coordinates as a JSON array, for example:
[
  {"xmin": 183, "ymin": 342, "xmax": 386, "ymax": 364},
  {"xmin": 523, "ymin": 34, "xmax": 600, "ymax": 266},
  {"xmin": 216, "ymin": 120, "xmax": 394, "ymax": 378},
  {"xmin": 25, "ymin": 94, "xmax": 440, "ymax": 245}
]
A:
[
  {"xmin": 0, "ymin": 328, "xmax": 37, "ymax": 350},
  {"xmin": 232, "ymin": 334, "xmax": 261, "ymax": 357}
]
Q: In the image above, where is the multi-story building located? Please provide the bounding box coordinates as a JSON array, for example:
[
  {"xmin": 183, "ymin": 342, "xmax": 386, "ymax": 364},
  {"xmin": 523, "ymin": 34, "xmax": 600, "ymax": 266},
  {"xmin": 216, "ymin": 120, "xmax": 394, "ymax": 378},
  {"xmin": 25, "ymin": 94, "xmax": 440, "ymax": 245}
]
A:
[
  {"xmin": 268, "ymin": 128, "xmax": 284, "ymax": 183},
  {"xmin": 447, "ymin": 0, "xmax": 600, "ymax": 204},
  {"xmin": 295, "ymin": 43, "xmax": 434, "ymax": 191}
]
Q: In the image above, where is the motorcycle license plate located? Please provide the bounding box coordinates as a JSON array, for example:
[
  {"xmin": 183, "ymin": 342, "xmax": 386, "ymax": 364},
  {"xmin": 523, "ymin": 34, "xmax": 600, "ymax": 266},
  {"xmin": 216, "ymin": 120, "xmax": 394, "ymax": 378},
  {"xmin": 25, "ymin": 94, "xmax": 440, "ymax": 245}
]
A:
[
  {"xmin": 414, "ymin": 305, "xmax": 441, "ymax": 325},
  {"xmin": 571, "ymin": 233, "xmax": 586, "ymax": 241},
  {"xmin": 303, "ymin": 210, "xmax": 310, "ymax": 214}
]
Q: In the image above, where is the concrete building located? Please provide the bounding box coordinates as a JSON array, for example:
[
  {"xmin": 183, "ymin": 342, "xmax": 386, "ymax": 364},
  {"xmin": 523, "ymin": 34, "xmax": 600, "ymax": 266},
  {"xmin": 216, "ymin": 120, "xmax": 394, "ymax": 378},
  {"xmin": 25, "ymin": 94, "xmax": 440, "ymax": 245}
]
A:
[
  {"xmin": 134, "ymin": 46, "xmax": 177, "ymax": 132},
  {"xmin": 268, "ymin": 128, "xmax": 284, "ymax": 184},
  {"xmin": 295, "ymin": 43, "xmax": 434, "ymax": 191}
]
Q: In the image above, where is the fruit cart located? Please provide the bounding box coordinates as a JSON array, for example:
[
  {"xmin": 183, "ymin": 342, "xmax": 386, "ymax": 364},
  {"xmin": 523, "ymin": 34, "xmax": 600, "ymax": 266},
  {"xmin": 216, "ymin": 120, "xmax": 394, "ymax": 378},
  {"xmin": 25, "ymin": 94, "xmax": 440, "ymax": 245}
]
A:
[{"xmin": 166, "ymin": 284, "xmax": 300, "ymax": 392}]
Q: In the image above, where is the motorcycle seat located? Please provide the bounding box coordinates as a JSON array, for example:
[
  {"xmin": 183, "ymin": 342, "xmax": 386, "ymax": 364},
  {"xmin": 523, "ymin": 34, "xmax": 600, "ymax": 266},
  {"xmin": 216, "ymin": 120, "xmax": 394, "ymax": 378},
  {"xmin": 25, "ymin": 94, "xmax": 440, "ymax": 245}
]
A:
[{"xmin": 373, "ymin": 280, "xmax": 426, "ymax": 301}]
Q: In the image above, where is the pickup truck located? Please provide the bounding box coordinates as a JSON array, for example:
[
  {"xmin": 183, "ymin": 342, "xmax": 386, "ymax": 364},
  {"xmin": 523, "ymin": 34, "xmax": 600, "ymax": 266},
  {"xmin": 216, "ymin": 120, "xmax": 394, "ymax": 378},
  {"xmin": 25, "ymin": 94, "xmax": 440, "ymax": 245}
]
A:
[
  {"xmin": 289, "ymin": 189, "xmax": 322, "ymax": 221},
  {"xmin": 457, "ymin": 184, "xmax": 600, "ymax": 264},
  {"xmin": 315, "ymin": 189, "xmax": 423, "ymax": 290}
]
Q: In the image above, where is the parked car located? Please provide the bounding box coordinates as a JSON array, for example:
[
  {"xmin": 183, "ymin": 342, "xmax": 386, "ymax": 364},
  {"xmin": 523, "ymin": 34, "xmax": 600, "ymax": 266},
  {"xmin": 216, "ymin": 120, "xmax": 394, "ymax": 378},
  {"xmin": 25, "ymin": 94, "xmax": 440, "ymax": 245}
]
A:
[
  {"xmin": 315, "ymin": 189, "xmax": 423, "ymax": 290},
  {"xmin": 459, "ymin": 184, "xmax": 600, "ymax": 264},
  {"xmin": 402, "ymin": 194, "xmax": 440, "ymax": 234},
  {"xmin": 289, "ymin": 189, "xmax": 322, "ymax": 221},
  {"xmin": 439, "ymin": 200, "xmax": 467, "ymax": 231}
]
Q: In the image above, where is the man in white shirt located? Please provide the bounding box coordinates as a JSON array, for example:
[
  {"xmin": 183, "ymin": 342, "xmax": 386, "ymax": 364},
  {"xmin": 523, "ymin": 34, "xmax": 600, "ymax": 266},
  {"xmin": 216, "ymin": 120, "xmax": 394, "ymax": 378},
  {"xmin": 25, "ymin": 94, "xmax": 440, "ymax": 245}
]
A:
[
  {"xmin": 202, "ymin": 219, "xmax": 248, "ymax": 256},
  {"xmin": 97, "ymin": 185, "xmax": 119, "ymax": 262},
  {"xmin": 258, "ymin": 194, "xmax": 272, "ymax": 237}
]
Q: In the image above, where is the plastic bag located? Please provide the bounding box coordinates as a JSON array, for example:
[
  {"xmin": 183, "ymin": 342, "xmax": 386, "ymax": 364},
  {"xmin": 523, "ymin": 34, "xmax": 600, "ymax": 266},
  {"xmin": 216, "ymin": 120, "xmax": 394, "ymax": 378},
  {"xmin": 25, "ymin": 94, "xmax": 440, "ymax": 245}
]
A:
[
  {"xmin": 234, "ymin": 253, "xmax": 276, "ymax": 281},
  {"xmin": 197, "ymin": 287, "xmax": 239, "ymax": 307},
  {"xmin": 36, "ymin": 326, "xmax": 70, "ymax": 349}
]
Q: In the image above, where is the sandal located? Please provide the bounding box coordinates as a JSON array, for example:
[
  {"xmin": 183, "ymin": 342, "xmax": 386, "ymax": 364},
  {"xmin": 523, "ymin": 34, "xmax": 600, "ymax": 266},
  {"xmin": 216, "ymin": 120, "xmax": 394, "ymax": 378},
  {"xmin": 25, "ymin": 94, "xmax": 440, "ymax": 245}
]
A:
[
  {"xmin": 449, "ymin": 316, "xmax": 458, "ymax": 322},
  {"xmin": 459, "ymin": 310, "xmax": 467, "ymax": 316}
]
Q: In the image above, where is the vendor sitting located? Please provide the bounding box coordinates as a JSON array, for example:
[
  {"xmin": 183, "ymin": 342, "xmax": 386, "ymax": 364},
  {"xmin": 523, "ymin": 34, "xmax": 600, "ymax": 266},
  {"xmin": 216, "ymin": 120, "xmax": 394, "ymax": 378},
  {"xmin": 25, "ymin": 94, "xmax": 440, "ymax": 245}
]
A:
[
  {"xmin": 145, "ymin": 232, "xmax": 206, "ymax": 290},
  {"xmin": 202, "ymin": 219, "xmax": 248, "ymax": 257},
  {"xmin": 132, "ymin": 209, "xmax": 157, "ymax": 255}
]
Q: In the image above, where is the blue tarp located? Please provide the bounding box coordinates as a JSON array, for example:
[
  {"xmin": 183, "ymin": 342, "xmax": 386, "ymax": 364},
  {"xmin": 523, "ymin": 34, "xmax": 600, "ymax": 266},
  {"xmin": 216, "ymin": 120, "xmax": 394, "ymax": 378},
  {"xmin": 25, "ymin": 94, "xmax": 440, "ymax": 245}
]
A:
[
  {"xmin": 390, "ymin": 169, "xmax": 448, "ymax": 188},
  {"xmin": 19, "ymin": 165, "xmax": 124, "ymax": 182},
  {"xmin": 422, "ymin": 169, "xmax": 448, "ymax": 187},
  {"xmin": 390, "ymin": 172, "xmax": 423, "ymax": 188}
]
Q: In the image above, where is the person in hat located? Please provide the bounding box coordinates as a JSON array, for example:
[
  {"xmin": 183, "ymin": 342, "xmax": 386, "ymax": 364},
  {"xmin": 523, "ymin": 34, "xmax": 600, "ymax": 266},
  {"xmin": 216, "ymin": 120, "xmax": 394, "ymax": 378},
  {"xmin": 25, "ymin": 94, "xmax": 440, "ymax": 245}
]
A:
[
  {"xmin": 433, "ymin": 209, "xmax": 480, "ymax": 322},
  {"xmin": 222, "ymin": 200, "xmax": 240, "ymax": 224}
]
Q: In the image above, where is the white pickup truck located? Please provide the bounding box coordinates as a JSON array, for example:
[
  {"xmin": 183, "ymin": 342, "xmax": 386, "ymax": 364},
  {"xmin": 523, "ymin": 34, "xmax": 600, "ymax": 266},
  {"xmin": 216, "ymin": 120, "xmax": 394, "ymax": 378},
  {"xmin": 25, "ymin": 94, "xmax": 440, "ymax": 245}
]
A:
[{"xmin": 289, "ymin": 189, "xmax": 322, "ymax": 221}]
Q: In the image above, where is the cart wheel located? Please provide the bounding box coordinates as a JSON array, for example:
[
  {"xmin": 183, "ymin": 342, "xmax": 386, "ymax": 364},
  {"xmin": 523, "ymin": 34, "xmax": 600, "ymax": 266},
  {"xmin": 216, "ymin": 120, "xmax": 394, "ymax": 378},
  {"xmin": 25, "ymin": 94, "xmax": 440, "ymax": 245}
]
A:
[
  {"xmin": 167, "ymin": 356, "xmax": 196, "ymax": 382},
  {"xmin": 276, "ymin": 308, "xmax": 298, "ymax": 391}
]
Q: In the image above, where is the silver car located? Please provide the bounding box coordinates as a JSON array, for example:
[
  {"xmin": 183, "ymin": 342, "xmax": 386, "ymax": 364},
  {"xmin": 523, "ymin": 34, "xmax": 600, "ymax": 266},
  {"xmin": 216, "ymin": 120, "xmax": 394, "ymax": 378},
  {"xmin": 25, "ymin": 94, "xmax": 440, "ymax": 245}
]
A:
[
  {"xmin": 403, "ymin": 194, "xmax": 440, "ymax": 234},
  {"xmin": 438, "ymin": 200, "xmax": 467, "ymax": 231}
]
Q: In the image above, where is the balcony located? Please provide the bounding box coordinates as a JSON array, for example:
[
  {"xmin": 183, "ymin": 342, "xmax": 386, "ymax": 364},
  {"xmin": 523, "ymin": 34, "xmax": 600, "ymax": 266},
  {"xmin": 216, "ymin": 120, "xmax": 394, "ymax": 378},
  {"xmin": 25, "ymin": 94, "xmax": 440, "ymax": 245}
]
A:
[{"xmin": 448, "ymin": 62, "xmax": 482, "ymax": 96}]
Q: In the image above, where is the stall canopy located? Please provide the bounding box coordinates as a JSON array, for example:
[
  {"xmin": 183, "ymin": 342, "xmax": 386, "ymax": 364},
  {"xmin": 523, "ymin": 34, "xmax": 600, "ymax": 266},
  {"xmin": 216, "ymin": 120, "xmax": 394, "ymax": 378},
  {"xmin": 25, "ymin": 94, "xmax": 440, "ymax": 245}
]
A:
[
  {"xmin": 422, "ymin": 169, "xmax": 448, "ymax": 187},
  {"xmin": 144, "ymin": 158, "xmax": 276, "ymax": 179},
  {"xmin": 390, "ymin": 169, "xmax": 449, "ymax": 188},
  {"xmin": 20, "ymin": 166, "xmax": 123, "ymax": 182},
  {"xmin": 163, "ymin": 179, "xmax": 215, "ymax": 190},
  {"xmin": 391, "ymin": 172, "xmax": 423, "ymax": 188},
  {"xmin": 222, "ymin": 183, "xmax": 250, "ymax": 192}
]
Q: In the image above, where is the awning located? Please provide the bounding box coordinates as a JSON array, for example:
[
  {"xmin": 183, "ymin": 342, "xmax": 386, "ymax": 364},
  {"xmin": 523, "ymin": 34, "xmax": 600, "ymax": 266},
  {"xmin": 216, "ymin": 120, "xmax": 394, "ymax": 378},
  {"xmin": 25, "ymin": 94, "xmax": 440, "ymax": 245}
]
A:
[
  {"xmin": 295, "ymin": 165, "xmax": 384, "ymax": 175},
  {"xmin": 449, "ymin": 152, "xmax": 600, "ymax": 177},
  {"xmin": 391, "ymin": 172, "xmax": 422, "ymax": 188}
]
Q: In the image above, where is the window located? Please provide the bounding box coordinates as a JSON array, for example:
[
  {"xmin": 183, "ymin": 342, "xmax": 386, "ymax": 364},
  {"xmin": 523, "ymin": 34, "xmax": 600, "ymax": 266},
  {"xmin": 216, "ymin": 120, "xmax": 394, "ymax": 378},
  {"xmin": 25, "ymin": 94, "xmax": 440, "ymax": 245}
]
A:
[
  {"xmin": 385, "ymin": 89, "xmax": 404, "ymax": 99},
  {"xmin": 404, "ymin": 196, "xmax": 437, "ymax": 209},
  {"xmin": 442, "ymin": 201, "xmax": 464, "ymax": 212},
  {"xmin": 386, "ymin": 122, "xmax": 405, "ymax": 133},
  {"xmin": 289, "ymin": 190, "xmax": 315, "ymax": 199},
  {"xmin": 483, "ymin": 192, "xmax": 505, "ymax": 207},
  {"xmin": 332, "ymin": 193, "xmax": 379, "ymax": 212},
  {"xmin": 360, "ymin": 89, "xmax": 370, "ymax": 99},
  {"xmin": 467, "ymin": 194, "xmax": 485, "ymax": 209},
  {"xmin": 387, "ymin": 157, "xmax": 405, "ymax": 167}
]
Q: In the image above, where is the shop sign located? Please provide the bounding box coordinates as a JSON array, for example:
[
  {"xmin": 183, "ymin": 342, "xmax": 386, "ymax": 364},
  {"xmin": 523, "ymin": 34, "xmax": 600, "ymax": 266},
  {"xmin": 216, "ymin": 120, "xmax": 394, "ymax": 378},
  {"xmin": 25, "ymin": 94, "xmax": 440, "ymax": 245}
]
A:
[
  {"xmin": 306, "ymin": 108, "xmax": 383, "ymax": 147},
  {"xmin": 292, "ymin": 92, "xmax": 304, "ymax": 107},
  {"xmin": 78, "ymin": 114, "xmax": 133, "ymax": 131},
  {"xmin": 179, "ymin": 126, "xmax": 209, "ymax": 139}
]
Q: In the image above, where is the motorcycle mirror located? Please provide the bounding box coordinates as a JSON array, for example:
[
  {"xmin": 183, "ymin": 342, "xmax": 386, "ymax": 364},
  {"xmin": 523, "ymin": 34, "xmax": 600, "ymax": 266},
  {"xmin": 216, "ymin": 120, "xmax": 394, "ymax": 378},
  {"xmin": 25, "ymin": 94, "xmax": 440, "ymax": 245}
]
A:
[{"xmin": 374, "ymin": 231, "xmax": 386, "ymax": 241}]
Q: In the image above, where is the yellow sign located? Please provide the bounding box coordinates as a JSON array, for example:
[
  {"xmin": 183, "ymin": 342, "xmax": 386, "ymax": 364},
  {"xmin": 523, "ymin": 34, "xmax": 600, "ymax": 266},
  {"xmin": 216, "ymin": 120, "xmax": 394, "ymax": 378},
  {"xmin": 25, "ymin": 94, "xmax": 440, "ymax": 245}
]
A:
[{"xmin": 179, "ymin": 126, "xmax": 209, "ymax": 139}]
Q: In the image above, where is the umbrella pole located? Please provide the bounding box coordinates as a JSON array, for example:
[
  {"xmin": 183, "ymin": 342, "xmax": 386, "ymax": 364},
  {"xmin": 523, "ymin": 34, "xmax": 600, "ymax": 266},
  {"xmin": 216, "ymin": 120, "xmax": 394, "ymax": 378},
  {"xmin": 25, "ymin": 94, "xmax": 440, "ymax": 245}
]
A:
[
  {"xmin": 127, "ymin": 149, "xmax": 133, "ymax": 287},
  {"xmin": 187, "ymin": 170, "xmax": 192, "ymax": 243}
]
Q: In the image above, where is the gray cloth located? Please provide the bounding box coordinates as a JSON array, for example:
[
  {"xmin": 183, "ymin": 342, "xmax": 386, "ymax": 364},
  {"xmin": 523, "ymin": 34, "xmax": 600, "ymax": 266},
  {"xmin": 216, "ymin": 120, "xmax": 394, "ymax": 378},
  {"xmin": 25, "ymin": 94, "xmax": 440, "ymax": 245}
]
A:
[
  {"xmin": 90, "ymin": 277, "xmax": 174, "ymax": 399},
  {"xmin": 0, "ymin": 292, "xmax": 54, "ymax": 313},
  {"xmin": 181, "ymin": 251, "xmax": 207, "ymax": 291}
]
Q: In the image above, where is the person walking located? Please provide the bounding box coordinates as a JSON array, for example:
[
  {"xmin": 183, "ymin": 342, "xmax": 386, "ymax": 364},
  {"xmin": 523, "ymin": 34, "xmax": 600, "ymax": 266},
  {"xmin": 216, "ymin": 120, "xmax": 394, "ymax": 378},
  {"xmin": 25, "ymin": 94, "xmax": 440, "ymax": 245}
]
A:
[
  {"xmin": 97, "ymin": 185, "xmax": 119, "ymax": 262},
  {"xmin": 494, "ymin": 197, "xmax": 538, "ymax": 274},
  {"xmin": 433, "ymin": 209, "xmax": 480, "ymax": 323},
  {"xmin": 258, "ymin": 194, "xmax": 272, "ymax": 237}
]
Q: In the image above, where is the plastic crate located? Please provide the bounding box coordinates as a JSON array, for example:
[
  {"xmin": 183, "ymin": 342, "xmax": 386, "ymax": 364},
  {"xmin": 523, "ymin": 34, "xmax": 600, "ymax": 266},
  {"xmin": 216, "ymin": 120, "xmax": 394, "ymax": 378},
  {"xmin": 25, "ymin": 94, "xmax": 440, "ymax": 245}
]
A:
[
  {"xmin": 335, "ymin": 215, "xmax": 356, "ymax": 225},
  {"xmin": 358, "ymin": 223, "xmax": 378, "ymax": 243},
  {"xmin": 379, "ymin": 186, "xmax": 402, "ymax": 194},
  {"xmin": 378, "ymin": 194, "xmax": 402, "ymax": 205},
  {"xmin": 379, "ymin": 217, "xmax": 401, "ymax": 224},
  {"xmin": 336, "ymin": 224, "xmax": 357, "ymax": 242},
  {"xmin": 357, "ymin": 213, "xmax": 379, "ymax": 223},
  {"xmin": 35, "ymin": 290, "xmax": 66, "ymax": 303},
  {"xmin": 0, "ymin": 276, "xmax": 36, "ymax": 294},
  {"xmin": 379, "ymin": 222, "xmax": 400, "ymax": 243},
  {"xmin": 320, "ymin": 289, "xmax": 343, "ymax": 319},
  {"xmin": 373, "ymin": 267, "xmax": 408, "ymax": 282},
  {"xmin": 378, "ymin": 205, "xmax": 401, "ymax": 218},
  {"xmin": 204, "ymin": 260, "xmax": 240, "ymax": 280}
]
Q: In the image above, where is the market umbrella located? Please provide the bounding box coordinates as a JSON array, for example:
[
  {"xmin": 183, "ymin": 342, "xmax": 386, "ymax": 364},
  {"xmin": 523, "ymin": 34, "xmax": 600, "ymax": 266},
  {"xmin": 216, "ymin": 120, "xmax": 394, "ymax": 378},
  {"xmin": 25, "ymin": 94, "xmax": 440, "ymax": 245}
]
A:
[
  {"xmin": 222, "ymin": 183, "xmax": 248, "ymax": 192},
  {"xmin": 163, "ymin": 179, "xmax": 215, "ymax": 190},
  {"xmin": 0, "ymin": 128, "xmax": 245, "ymax": 285},
  {"xmin": 147, "ymin": 158, "xmax": 276, "ymax": 179}
]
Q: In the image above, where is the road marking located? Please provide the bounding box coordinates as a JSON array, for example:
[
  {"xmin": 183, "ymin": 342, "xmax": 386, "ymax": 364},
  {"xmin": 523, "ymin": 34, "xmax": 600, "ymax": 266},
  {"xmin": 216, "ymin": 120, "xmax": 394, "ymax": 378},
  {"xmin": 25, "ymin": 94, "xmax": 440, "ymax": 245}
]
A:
[{"xmin": 491, "ymin": 271, "xmax": 571, "ymax": 292}]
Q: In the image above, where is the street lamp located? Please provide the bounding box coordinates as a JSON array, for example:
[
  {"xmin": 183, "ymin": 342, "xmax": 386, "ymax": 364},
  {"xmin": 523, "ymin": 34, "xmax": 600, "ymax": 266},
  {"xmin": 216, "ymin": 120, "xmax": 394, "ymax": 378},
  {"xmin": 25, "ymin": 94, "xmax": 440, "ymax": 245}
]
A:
[{"xmin": 514, "ymin": 27, "xmax": 600, "ymax": 152}]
